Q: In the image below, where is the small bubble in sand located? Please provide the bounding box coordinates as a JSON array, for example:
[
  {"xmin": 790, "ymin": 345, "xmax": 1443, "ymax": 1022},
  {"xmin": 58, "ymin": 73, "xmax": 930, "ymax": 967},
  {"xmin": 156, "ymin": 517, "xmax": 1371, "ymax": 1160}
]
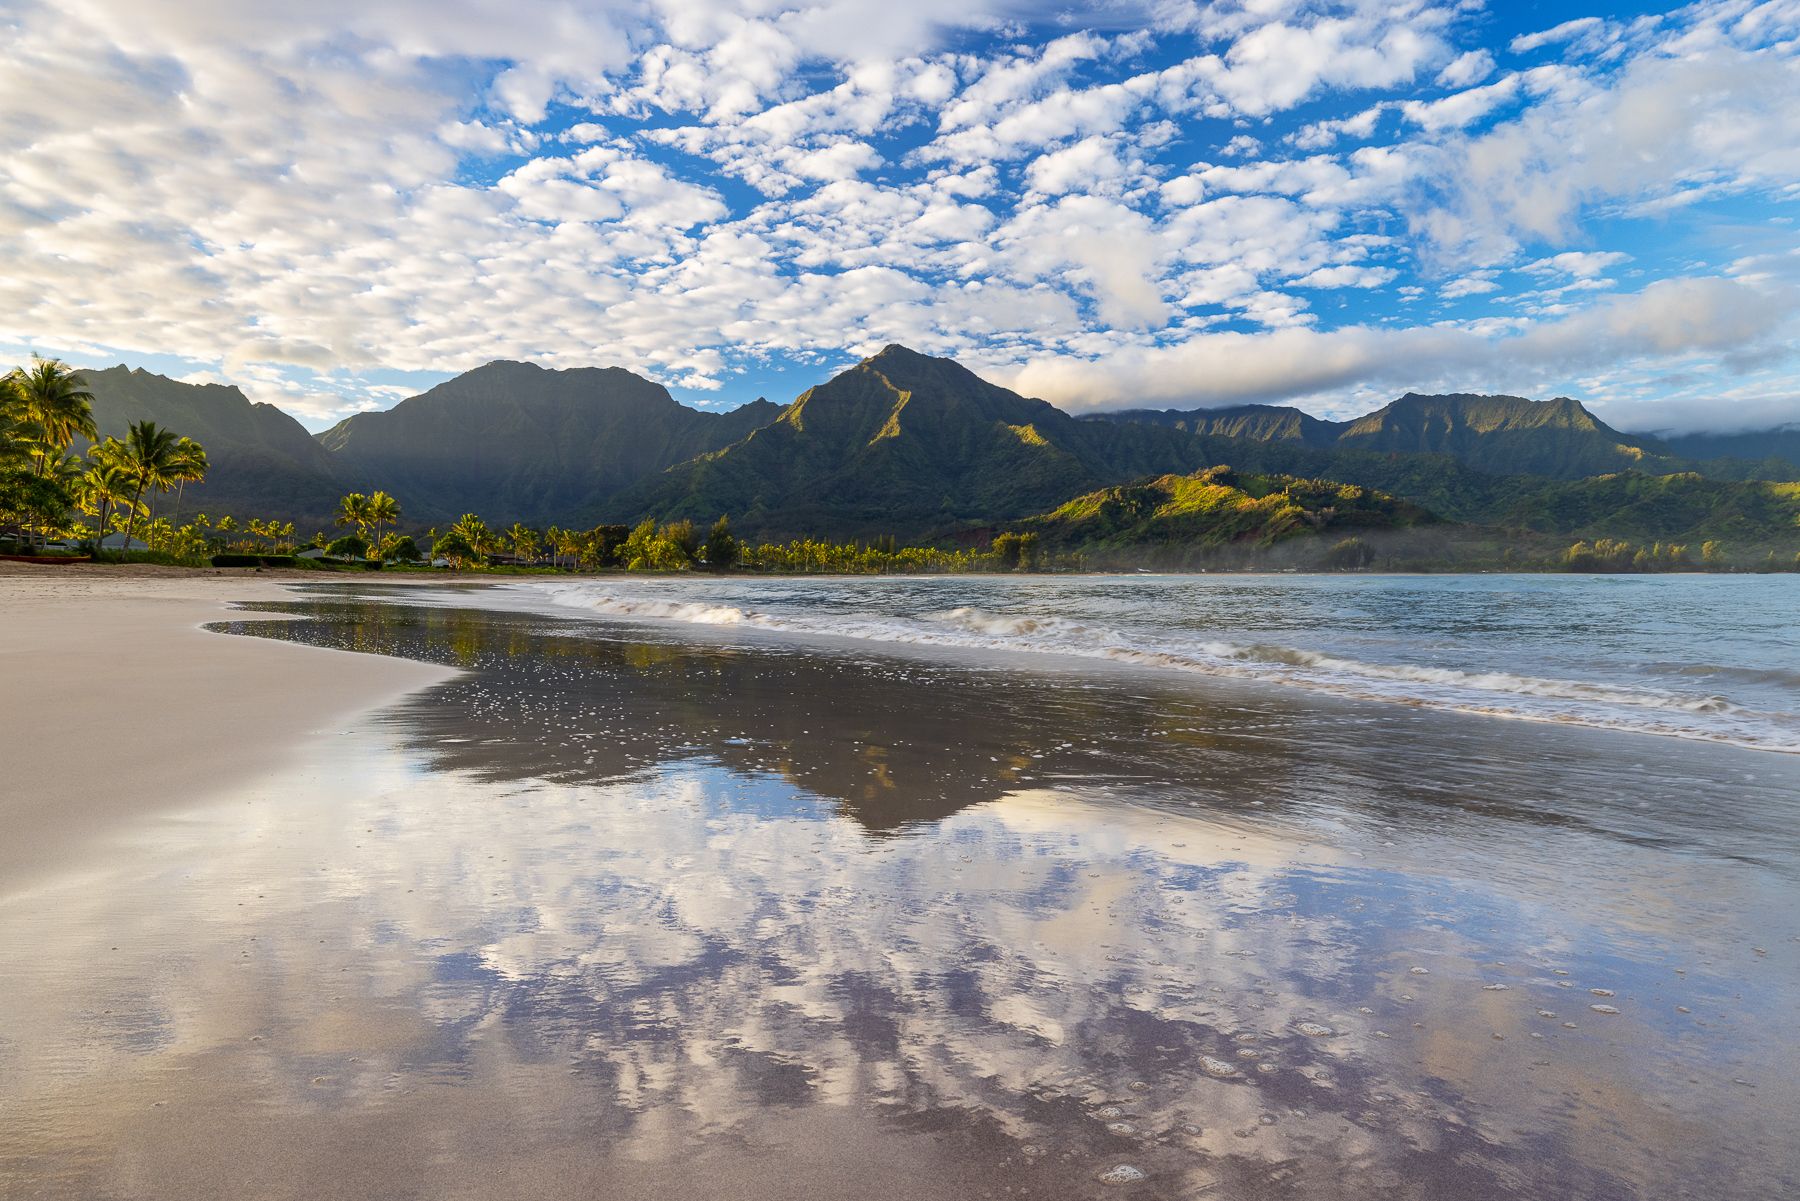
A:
[
  {"xmin": 1257, "ymin": 1063, "xmax": 1278, "ymax": 1074},
  {"xmin": 1676, "ymin": 1006, "xmax": 1692, "ymax": 1014},
  {"xmin": 1410, "ymin": 967, "xmax": 1430, "ymax": 975},
  {"xmin": 1180, "ymin": 1123, "xmax": 1203, "ymax": 1136},
  {"xmin": 1537, "ymin": 1010, "xmax": 1556, "ymax": 1018},
  {"xmin": 1296, "ymin": 1022, "xmax": 1335, "ymax": 1037},
  {"xmin": 1020, "ymin": 1144, "xmax": 1045, "ymax": 1158},
  {"xmin": 1095, "ymin": 1106, "xmax": 1125, "ymax": 1120},
  {"xmin": 1552, "ymin": 969, "xmax": 1570, "ymax": 976},
  {"xmin": 1128, "ymin": 1081, "xmax": 1149, "ymax": 1092},
  {"xmin": 1484, "ymin": 984, "xmax": 1510, "ymax": 991},
  {"xmin": 1201, "ymin": 1056, "xmax": 1240, "ymax": 1078},
  {"xmin": 1590, "ymin": 1004, "xmax": 1620, "ymax": 1014},
  {"xmin": 1106, "ymin": 1122, "xmax": 1139, "ymax": 1136},
  {"xmin": 1098, "ymin": 1165, "xmax": 1148, "ymax": 1185},
  {"xmin": 1589, "ymin": 988, "xmax": 1615, "ymax": 997}
]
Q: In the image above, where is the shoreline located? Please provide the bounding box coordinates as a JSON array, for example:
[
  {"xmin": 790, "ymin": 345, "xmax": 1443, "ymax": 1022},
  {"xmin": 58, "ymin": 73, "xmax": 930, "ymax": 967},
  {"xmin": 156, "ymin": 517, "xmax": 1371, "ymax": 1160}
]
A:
[
  {"xmin": 0, "ymin": 572, "xmax": 459, "ymax": 894},
  {"xmin": 1, "ymin": 560, "xmax": 1779, "ymax": 582}
]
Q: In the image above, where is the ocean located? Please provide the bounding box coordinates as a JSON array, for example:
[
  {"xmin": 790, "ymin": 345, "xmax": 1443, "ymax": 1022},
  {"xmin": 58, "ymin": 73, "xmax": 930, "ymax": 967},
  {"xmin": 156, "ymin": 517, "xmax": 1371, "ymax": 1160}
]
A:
[{"xmin": 491, "ymin": 572, "xmax": 1800, "ymax": 753}]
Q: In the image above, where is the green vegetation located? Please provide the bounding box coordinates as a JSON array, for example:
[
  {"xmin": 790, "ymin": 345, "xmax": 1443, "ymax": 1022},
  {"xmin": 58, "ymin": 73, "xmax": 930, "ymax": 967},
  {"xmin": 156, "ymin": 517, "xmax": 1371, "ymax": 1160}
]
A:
[
  {"xmin": 9, "ymin": 348, "xmax": 1800, "ymax": 574},
  {"xmin": 1023, "ymin": 466, "xmax": 1434, "ymax": 569}
]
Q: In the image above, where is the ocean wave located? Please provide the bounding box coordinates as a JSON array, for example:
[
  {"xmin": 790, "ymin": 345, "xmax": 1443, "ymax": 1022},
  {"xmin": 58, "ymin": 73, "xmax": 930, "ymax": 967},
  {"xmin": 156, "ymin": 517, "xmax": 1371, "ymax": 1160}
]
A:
[{"xmin": 527, "ymin": 585, "xmax": 1800, "ymax": 753}]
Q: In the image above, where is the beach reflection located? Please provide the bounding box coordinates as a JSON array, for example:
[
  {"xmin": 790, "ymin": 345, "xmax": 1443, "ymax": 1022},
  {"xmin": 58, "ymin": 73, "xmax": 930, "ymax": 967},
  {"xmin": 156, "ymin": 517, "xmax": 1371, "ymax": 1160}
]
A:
[{"xmin": 2, "ymin": 600, "xmax": 1797, "ymax": 1200}]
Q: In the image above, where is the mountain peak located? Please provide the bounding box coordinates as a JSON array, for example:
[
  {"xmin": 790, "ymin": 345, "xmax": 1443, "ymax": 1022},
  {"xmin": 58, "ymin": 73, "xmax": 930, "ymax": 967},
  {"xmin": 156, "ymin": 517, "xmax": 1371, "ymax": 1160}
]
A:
[{"xmin": 868, "ymin": 343, "xmax": 924, "ymax": 362}]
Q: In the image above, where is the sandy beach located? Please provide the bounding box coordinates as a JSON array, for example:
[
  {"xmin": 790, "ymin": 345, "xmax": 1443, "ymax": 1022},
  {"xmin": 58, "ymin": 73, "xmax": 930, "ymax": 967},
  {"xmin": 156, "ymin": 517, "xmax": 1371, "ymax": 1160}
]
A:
[
  {"xmin": 2, "ymin": 572, "xmax": 1798, "ymax": 1200},
  {"xmin": 0, "ymin": 566, "xmax": 457, "ymax": 891}
]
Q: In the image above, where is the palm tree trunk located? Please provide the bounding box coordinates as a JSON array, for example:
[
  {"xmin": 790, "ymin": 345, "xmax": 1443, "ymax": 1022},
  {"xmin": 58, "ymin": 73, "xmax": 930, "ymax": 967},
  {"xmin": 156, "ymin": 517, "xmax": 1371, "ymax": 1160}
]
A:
[{"xmin": 122, "ymin": 480, "xmax": 146, "ymax": 554}]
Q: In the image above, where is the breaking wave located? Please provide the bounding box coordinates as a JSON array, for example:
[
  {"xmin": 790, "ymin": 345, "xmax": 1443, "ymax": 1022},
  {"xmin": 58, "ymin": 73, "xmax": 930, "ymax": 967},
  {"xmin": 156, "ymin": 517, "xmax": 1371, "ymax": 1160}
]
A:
[{"xmin": 526, "ymin": 585, "xmax": 1800, "ymax": 753}]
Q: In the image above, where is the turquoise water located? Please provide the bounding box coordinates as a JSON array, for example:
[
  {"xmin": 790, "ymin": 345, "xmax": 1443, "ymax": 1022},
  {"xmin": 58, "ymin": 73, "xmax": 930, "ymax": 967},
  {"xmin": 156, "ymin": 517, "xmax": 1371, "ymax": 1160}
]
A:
[{"xmin": 487, "ymin": 573, "xmax": 1800, "ymax": 752}]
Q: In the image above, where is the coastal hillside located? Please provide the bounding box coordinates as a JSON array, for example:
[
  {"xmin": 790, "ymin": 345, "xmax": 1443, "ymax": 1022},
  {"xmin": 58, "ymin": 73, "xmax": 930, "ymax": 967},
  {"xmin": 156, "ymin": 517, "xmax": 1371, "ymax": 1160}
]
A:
[
  {"xmin": 1021, "ymin": 465, "xmax": 1436, "ymax": 566},
  {"xmin": 1497, "ymin": 472, "xmax": 1800, "ymax": 544},
  {"xmin": 319, "ymin": 361, "xmax": 782, "ymax": 524},
  {"xmin": 81, "ymin": 366, "xmax": 344, "ymax": 522}
]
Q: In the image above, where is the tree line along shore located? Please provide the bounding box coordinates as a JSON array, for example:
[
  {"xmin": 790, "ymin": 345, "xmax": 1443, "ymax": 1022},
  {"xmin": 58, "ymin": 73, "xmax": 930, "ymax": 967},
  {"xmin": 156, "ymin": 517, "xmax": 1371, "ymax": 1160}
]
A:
[{"xmin": 4, "ymin": 357, "xmax": 1797, "ymax": 575}]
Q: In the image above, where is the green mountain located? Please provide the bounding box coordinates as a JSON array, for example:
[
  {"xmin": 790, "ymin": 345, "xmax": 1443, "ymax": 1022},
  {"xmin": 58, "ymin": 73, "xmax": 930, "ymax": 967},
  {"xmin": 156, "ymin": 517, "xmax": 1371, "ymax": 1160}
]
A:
[
  {"xmin": 1659, "ymin": 427, "xmax": 1800, "ymax": 474},
  {"xmin": 1095, "ymin": 392, "xmax": 1677, "ymax": 480},
  {"xmin": 610, "ymin": 345, "xmax": 1204, "ymax": 538},
  {"xmin": 62, "ymin": 350, "xmax": 1800, "ymax": 556},
  {"xmin": 1095, "ymin": 404, "xmax": 1341, "ymax": 446},
  {"xmin": 320, "ymin": 361, "xmax": 781, "ymax": 525},
  {"xmin": 617, "ymin": 348, "xmax": 1800, "ymax": 548},
  {"xmin": 1024, "ymin": 466, "xmax": 1435, "ymax": 566},
  {"xmin": 80, "ymin": 365, "xmax": 344, "ymax": 523}
]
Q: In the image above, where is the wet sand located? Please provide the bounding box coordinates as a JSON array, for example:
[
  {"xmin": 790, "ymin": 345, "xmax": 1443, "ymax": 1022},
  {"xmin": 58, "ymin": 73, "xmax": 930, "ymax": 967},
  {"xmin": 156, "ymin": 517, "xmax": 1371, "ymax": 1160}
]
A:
[
  {"xmin": 2, "ymin": 586, "xmax": 1798, "ymax": 1200},
  {"xmin": 0, "ymin": 571, "xmax": 456, "ymax": 890}
]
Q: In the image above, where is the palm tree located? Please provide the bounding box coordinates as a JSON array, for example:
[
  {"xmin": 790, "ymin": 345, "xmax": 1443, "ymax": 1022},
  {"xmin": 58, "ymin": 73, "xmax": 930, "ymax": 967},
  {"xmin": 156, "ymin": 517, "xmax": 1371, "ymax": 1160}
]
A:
[
  {"xmin": 367, "ymin": 490, "xmax": 400, "ymax": 547},
  {"xmin": 0, "ymin": 376, "xmax": 32, "ymax": 470},
  {"xmin": 115, "ymin": 421, "xmax": 182, "ymax": 551},
  {"xmin": 165, "ymin": 438, "xmax": 208, "ymax": 523},
  {"xmin": 451, "ymin": 513, "xmax": 496, "ymax": 563},
  {"xmin": 9, "ymin": 357, "xmax": 96, "ymax": 476},
  {"xmin": 78, "ymin": 459, "xmax": 135, "ymax": 550},
  {"xmin": 507, "ymin": 522, "xmax": 540, "ymax": 562},
  {"xmin": 335, "ymin": 492, "xmax": 371, "ymax": 543}
]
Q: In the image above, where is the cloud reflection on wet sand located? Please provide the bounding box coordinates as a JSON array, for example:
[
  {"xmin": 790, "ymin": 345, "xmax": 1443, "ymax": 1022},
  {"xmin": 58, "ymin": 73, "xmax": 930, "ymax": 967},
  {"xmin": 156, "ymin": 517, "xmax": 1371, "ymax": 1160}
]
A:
[{"xmin": 2, "ymin": 600, "xmax": 1796, "ymax": 1200}]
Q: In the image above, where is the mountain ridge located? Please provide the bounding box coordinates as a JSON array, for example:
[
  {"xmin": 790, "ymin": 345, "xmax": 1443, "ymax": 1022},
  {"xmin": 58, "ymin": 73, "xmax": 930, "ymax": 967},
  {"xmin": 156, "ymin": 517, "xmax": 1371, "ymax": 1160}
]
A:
[
  {"xmin": 68, "ymin": 349, "xmax": 1800, "ymax": 549},
  {"xmin": 318, "ymin": 359, "xmax": 781, "ymax": 524}
]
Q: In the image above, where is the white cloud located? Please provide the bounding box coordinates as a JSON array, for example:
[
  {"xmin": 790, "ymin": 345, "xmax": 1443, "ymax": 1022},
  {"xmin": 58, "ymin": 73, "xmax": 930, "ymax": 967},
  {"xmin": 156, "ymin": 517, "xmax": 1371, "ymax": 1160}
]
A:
[
  {"xmin": 1522, "ymin": 251, "xmax": 1631, "ymax": 278},
  {"xmin": 0, "ymin": 0, "xmax": 1798, "ymax": 432},
  {"xmin": 995, "ymin": 274, "xmax": 1798, "ymax": 412},
  {"xmin": 1398, "ymin": 74, "xmax": 1520, "ymax": 131},
  {"xmin": 1437, "ymin": 48, "xmax": 1495, "ymax": 88},
  {"xmin": 1292, "ymin": 264, "xmax": 1397, "ymax": 289},
  {"xmin": 1510, "ymin": 17, "xmax": 1607, "ymax": 56},
  {"xmin": 1410, "ymin": 43, "xmax": 1800, "ymax": 264}
]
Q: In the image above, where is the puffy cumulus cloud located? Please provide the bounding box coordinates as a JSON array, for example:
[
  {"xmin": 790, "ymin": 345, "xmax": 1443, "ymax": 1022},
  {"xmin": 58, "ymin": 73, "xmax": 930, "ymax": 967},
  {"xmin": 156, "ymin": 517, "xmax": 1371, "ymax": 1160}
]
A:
[
  {"xmin": 1397, "ymin": 74, "xmax": 1521, "ymax": 131},
  {"xmin": 1185, "ymin": 6, "xmax": 1453, "ymax": 116},
  {"xmin": 1437, "ymin": 47, "xmax": 1495, "ymax": 88},
  {"xmin": 997, "ymin": 196, "xmax": 1172, "ymax": 328},
  {"xmin": 2, "ymin": 0, "xmax": 1799, "ymax": 428},
  {"xmin": 994, "ymin": 274, "xmax": 1800, "ymax": 413},
  {"xmin": 1523, "ymin": 251, "xmax": 1631, "ymax": 278}
]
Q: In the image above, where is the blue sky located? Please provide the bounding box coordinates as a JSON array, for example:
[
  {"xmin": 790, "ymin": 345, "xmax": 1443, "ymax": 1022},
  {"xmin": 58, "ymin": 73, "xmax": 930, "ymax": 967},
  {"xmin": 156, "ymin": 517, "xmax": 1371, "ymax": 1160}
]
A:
[{"xmin": 1, "ymin": 0, "xmax": 1797, "ymax": 432}]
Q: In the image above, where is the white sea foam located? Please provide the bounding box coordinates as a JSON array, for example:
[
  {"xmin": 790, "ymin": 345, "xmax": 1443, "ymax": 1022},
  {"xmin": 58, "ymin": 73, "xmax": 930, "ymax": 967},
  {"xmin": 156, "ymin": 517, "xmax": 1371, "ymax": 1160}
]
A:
[{"xmin": 522, "ymin": 583, "xmax": 1800, "ymax": 753}]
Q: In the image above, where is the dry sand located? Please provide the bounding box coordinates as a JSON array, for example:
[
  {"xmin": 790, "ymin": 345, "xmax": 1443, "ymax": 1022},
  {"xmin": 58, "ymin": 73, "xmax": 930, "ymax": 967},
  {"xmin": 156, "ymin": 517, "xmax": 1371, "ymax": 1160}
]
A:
[{"xmin": 0, "ymin": 564, "xmax": 458, "ymax": 890}]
